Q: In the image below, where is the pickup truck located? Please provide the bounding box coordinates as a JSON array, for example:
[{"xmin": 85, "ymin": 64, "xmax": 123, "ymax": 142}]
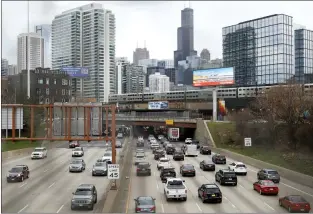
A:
[
  {"xmin": 157, "ymin": 157, "xmax": 171, "ymax": 170},
  {"xmin": 163, "ymin": 178, "xmax": 187, "ymax": 201}
]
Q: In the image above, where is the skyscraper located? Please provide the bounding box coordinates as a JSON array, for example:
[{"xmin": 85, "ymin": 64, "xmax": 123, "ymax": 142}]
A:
[
  {"xmin": 115, "ymin": 57, "xmax": 129, "ymax": 94},
  {"xmin": 133, "ymin": 48, "xmax": 150, "ymax": 65},
  {"xmin": 1, "ymin": 59, "xmax": 9, "ymax": 76},
  {"xmin": 200, "ymin": 49, "xmax": 211, "ymax": 64},
  {"xmin": 174, "ymin": 7, "xmax": 197, "ymax": 67},
  {"xmin": 52, "ymin": 3, "xmax": 115, "ymax": 102},
  {"xmin": 17, "ymin": 32, "xmax": 44, "ymax": 73},
  {"xmin": 35, "ymin": 24, "xmax": 52, "ymax": 68}
]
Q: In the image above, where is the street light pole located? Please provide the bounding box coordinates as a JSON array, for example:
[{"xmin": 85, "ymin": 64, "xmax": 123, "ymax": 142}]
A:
[{"xmin": 27, "ymin": 0, "xmax": 30, "ymax": 98}]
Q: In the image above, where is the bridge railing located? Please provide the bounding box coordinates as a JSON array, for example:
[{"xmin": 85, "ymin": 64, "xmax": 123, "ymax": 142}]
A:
[{"xmin": 113, "ymin": 115, "xmax": 197, "ymax": 122}]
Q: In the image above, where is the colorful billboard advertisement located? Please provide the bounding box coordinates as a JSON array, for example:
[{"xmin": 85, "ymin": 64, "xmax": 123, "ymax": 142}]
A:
[
  {"xmin": 148, "ymin": 101, "xmax": 169, "ymax": 110},
  {"xmin": 61, "ymin": 66, "xmax": 89, "ymax": 78},
  {"xmin": 218, "ymin": 100, "xmax": 227, "ymax": 116},
  {"xmin": 193, "ymin": 67, "xmax": 234, "ymax": 86}
]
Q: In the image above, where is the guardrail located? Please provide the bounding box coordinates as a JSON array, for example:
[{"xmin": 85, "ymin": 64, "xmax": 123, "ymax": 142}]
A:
[{"xmin": 113, "ymin": 116, "xmax": 197, "ymax": 123}]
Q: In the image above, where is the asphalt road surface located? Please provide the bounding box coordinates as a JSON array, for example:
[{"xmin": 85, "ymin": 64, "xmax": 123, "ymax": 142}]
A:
[
  {"xmin": 126, "ymin": 141, "xmax": 313, "ymax": 213},
  {"xmin": 2, "ymin": 140, "xmax": 125, "ymax": 213}
]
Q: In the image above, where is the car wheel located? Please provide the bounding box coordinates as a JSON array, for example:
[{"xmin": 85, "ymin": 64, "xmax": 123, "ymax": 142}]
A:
[
  {"xmin": 215, "ymin": 176, "xmax": 218, "ymax": 182},
  {"xmin": 279, "ymin": 200, "xmax": 282, "ymax": 206},
  {"xmin": 198, "ymin": 191, "xmax": 201, "ymax": 198},
  {"xmin": 244, "ymin": 173, "xmax": 247, "ymax": 176},
  {"xmin": 94, "ymin": 196, "xmax": 97, "ymax": 203},
  {"xmin": 183, "ymin": 197, "xmax": 187, "ymax": 201},
  {"xmin": 288, "ymin": 207, "xmax": 292, "ymax": 213},
  {"xmin": 259, "ymin": 190, "xmax": 262, "ymax": 195},
  {"xmin": 219, "ymin": 199, "xmax": 222, "ymax": 203},
  {"xmin": 89, "ymin": 204, "xmax": 94, "ymax": 210},
  {"xmin": 71, "ymin": 205, "xmax": 74, "ymax": 210},
  {"xmin": 20, "ymin": 176, "xmax": 24, "ymax": 182},
  {"xmin": 26, "ymin": 174, "xmax": 29, "ymax": 179}
]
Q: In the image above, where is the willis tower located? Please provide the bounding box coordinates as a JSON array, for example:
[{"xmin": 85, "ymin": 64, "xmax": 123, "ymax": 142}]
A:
[{"xmin": 174, "ymin": 7, "xmax": 197, "ymax": 67}]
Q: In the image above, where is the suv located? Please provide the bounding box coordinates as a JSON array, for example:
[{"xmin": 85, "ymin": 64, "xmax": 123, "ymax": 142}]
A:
[
  {"xmin": 166, "ymin": 145, "xmax": 175, "ymax": 155},
  {"xmin": 160, "ymin": 167, "xmax": 176, "ymax": 183},
  {"xmin": 136, "ymin": 162, "xmax": 151, "ymax": 176},
  {"xmin": 212, "ymin": 154, "xmax": 226, "ymax": 164},
  {"xmin": 71, "ymin": 184, "xmax": 97, "ymax": 210},
  {"xmin": 173, "ymin": 150, "xmax": 184, "ymax": 161},
  {"xmin": 31, "ymin": 147, "xmax": 48, "ymax": 159},
  {"xmin": 199, "ymin": 146, "xmax": 211, "ymax": 155},
  {"xmin": 154, "ymin": 150, "xmax": 165, "ymax": 160},
  {"xmin": 7, "ymin": 165, "xmax": 29, "ymax": 182},
  {"xmin": 215, "ymin": 169, "xmax": 237, "ymax": 186},
  {"xmin": 198, "ymin": 183, "xmax": 222, "ymax": 203},
  {"xmin": 257, "ymin": 169, "xmax": 280, "ymax": 183},
  {"xmin": 72, "ymin": 147, "xmax": 84, "ymax": 157}
]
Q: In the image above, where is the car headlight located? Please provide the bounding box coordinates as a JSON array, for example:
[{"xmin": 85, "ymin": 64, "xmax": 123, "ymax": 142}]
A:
[
  {"xmin": 17, "ymin": 174, "xmax": 21, "ymax": 177},
  {"xmin": 71, "ymin": 199, "xmax": 75, "ymax": 203}
]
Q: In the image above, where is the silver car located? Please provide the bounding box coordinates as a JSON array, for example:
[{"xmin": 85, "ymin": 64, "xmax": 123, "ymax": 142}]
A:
[
  {"xmin": 92, "ymin": 162, "xmax": 107, "ymax": 176},
  {"xmin": 69, "ymin": 159, "xmax": 86, "ymax": 172},
  {"xmin": 71, "ymin": 184, "xmax": 97, "ymax": 210},
  {"xmin": 116, "ymin": 141, "xmax": 122, "ymax": 148}
]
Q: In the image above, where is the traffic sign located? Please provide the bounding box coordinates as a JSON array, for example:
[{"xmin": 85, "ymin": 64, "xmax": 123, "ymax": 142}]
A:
[
  {"xmin": 108, "ymin": 164, "xmax": 120, "ymax": 179},
  {"xmin": 244, "ymin": 138, "xmax": 252, "ymax": 147}
]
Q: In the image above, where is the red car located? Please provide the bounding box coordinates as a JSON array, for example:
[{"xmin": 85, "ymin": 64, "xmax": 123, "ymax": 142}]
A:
[
  {"xmin": 279, "ymin": 195, "xmax": 311, "ymax": 213},
  {"xmin": 69, "ymin": 141, "xmax": 80, "ymax": 148},
  {"xmin": 253, "ymin": 180, "xmax": 279, "ymax": 195}
]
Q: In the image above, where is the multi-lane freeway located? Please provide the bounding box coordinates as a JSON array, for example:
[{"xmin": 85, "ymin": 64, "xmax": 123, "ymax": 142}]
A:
[
  {"xmin": 126, "ymin": 141, "xmax": 313, "ymax": 213},
  {"xmin": 2, "ymin": 141, "xmax": 125, "ymax": 213}
]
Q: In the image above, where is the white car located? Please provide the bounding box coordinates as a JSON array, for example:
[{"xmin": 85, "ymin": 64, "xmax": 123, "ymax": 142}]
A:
[
  {"xmin": 150, "ymin": 139, "xmax": 157, "ymax": 144},
  {"xmin": 157, "ymin": 157, "xmax": 171, "ymax": 170},
  {"xmin": 150, "ymin": 142, "xmax": 160, "ymax": 150},
  {"xmin": 31, "ymin": 147, "xmax": 47, "ymax": 159},
  {"xmin": 72, "ymin": 147, "xmax": 84, "ymax": 157},
  {"xmin": 164, "ymin": 178, "xmax": 187, "ymax": 201},
  {"xmin": 185, "ymin": 138, "xmax": 192, "ymax": 144},
  {"xmin": 228, "ymin": 162, "xmax": 247, "ymax": 175},
  {"xmin": 102, "ymin": 151, "xmax": 113, "ymax": 163}
]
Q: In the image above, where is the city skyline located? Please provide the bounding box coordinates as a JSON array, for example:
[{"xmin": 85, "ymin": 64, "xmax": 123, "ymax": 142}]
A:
[{"xmin": 2, "ymin": 1, "xmax": 313, "ymax": 65}]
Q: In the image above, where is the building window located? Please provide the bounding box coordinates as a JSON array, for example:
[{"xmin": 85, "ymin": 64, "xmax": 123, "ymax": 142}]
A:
[
  {"xmin": 45, "ymin": 98, "xmax": 50, "ymax": 104},
  {"xmin": 62, "ymin": 79, "xmax": 68, "ymax": 85},
  {"xmin": 36, "ymin": 88, "xmax": 41, "ymax": 95},
  {"xmin": 46, "ymin": 78, "xmax": 49, "ymax": 85},
  {"xmin": 38, "ymin": 78, "xmax": 43, "ymax": 84},
  {"xmin": 54, "ymin": 79, "xmax": 57, "ymax": 84},
  {"xmin": 46, "ymin": 88, "xmax": 49, "ymax": 95},
  {"xmin": 62, "ymin": 89, "xmax": 65, "ymax": 95},
  {"xmin": 61, "ymin": 98, "xmax": 66, "ymax": 102}
]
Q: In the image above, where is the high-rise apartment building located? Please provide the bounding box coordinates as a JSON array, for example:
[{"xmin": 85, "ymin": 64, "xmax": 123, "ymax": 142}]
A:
[
  {"xmin": 35, "ymin": 24, "xmax": 52, "ymax": 68},
  {"xmin": 133, "ymin": 48, "xmax": 150, "ymax": 65},
  {"xmin": 149, "ymin": 72, "xmax": 170, "ymax": 93},
  {"xmin": 295, "ymin": 29, "xmax": 313, "ymax": 83},
  {"xmin": 8, "ymin": 65, "xmax": 18, "ymax": 75},
  {"xmin": 115, "ymin": 57, "xmax": 130, "ymax": 94},
  {"xmin": 174, "ymin": 7, "xmax": 197, "ymax": 67},
  {"xmin": 17, "ymin": 32, "xmax": 44, "ymax": 73},
  {"xmin": 223, "ymin": 14, "xmax": 294, "ymax": 86},
  {"xmin": 52, "ymin": 3, "xmax": 115, "ymax": 102},
  {"xmin": 1, "ymin": 59, "xmax": 9, "ymax": 76},
  {"xmin": 122, "ymin": 64, "xmax": 145, "ymax": 94},
  {"xmin": 200, "ymin": 49, "xmax": 211, "ymax": 64},
  {"xmin": 138, "ymin": 59, "xmax": 158, "ymax": 68}
]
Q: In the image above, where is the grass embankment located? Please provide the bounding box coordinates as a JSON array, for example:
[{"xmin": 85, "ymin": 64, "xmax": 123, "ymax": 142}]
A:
[
  {"xmin": 207, "ymin": 122, "xmax": 313, "ymax": 177},
  {"xmin": 1, "ymin": 141, "xmax": 41, "ymax": 152}
]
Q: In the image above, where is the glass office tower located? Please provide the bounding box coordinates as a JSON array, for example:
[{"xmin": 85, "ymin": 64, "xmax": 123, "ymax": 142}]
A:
[
  {"xmin": 223, "ymin": 14, "xmax": 294, "ymax": 86},
  {"xmin": 295, "ymin": 29, "xmax": 313, "ymax": 83}
]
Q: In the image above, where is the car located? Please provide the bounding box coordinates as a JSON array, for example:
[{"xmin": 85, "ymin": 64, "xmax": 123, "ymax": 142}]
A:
[
  {"xmin": 198, "ymin": 183, "xmax": 222, "ymax": 203},
  {"xmin": 164, "ymin": 178, "xmax": 187, "ymax": 201},
  {"xmin": 134, "ymin": 196, "xmax": 156, "ymax": 213},
  {"xmin": 71, "ymin": 184, "xmax": 97, "ymax": 210},
  {"xmin": 158, "ymin": 135, "xmax": 164, "ymax": 140},
  {"xmin": 69, "ymin": 159, "xmax": 86, "ymax": 172},
  {"xmin": 160, "ymin": 138, "xmax": 167, "ymax": 144},
  {"xmin": 135, "ymin": 153, "xmax": 146, "ymax": 165},
  {"xmin": 279, "ymin": 195, "xmax": 311, "ymax": 213},
  {"xmin": 199, "ymin": 146, "xmax": 211, "ymax": 155},
  {"xmin": 253, "ymin": 180, "xmax": 279, "ymax": 195},
  {"xmin": 160, "ymin": 167, "xmax": 176, "ymax": 183},
  {"xmin": 7, "ymin": 165, "xmax": 29, "ymax": 182},
  {"xmin": 116, "ymin": 141, "xmax": 122, "ymax": 148},
  {"xmin": 185, "ymin": 138, "xmax": 192, "ymax": 144},
  {"xmin": 31, "ymin": 147, "xmax": 48, "ymax": 159},
  {"xmin": 173, "ymin": 150, "xmax": 184, "ymax": 161},
  {"xmin": 96, "ymin": 159, "xmax": 107, "ymax": 163},
  {"xmin": 163, "ymin": 141, "xmax": 169, "ymax": 148},
  {"xmin": 136, "ymin": 162, "xmax": 151, "ymax": 176},
  {"xmin": 154, "ymin": 150, "xmax": 165, "ymax": 160},
  {"xmin": 150, "ymin": 142, "xmax": 159, "ymax": 150},
  {"xmin": 137, "ymin": 140, "xmax": 144, "ymax": 147},
  {"xmin": 191, "ymin": 140, "xmax": 200, "ymax": 149},
  {"xmin": 157, "ymin": 157, "xmax": 171, "ymax": 170},
  {"xmin": 228, "ymin": 162, "xmax": 247, "ymax": 175},
  {"xmin": 200, "ymin": 160, "xmax": 215, "ymax": 171},
  {"xmin": 136, "ymin": 148, "xmax": 145, "ymax": 153},
  {"xmin": 257, "ymin": 169, "xmax": 280, "ymax": 183},
  {"xmin": 166, "ymin": 145, "xmax": 175, "ymax": 155},
  {"xmin": 117, "ymin": 133, "xmax": 123, "ymax": 139},
  {"xmin": 92, "ymin": 162, "xmax": 108, "ymax": 176},
  {"xmin": 180, "ymin": 164, "xmax": 196, "ymax": 176},
  {"xmin": 72, "ymin": 147, "xmax": 84, "ymax": 157},
  {"xmin": 215, "ymin": 169, "xmax": 237, "ymax": 186},
  {"xmin": 69, "ymin": 141, "xmax": 80, "ymax": 148},
  {"xmin": 102, "ymin": 151, "xmax": 113, "ymax": 163},
  {"xmin": 212, "ymin": 154, "xmax": 226, "ymax": 164}
]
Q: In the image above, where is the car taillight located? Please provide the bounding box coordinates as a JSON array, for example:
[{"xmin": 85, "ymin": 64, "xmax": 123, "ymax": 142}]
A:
[
  {"xmin": 136, "ymin": 168, "xmax": 139, "ymax": 171},
  {"xmin": 202, "ymin": 192, "xmax": 205, "ymax": 196},
  {"xmin": 150, "ymin": 206, "xmax": 155, "ymax": 211},
  {"xmin": 136, "ymin": 207, "xmax": 141, "ymax": 211}
]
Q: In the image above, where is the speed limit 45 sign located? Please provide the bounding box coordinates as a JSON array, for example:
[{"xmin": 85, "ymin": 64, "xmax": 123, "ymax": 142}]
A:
[{"xmin": 107, "ymin": 164, "xmax": 120, "ymax": 179}]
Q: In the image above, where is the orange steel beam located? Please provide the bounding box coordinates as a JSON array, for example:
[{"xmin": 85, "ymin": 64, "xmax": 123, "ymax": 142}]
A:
[
  {"xmin": 30, "ymin": 106, "xmax": 34, "ymax": 142},
  {"xmin": 98, "ymin": 106, "xmax": 101, "ymax": 139},
  {"xmin": 49, "ymin": 105, "xmax": 53, "ymax": 139},
  {"xmin": 105, "ymin": 108, "xmax": 108, "ymax": 141},
  {"xmin": 111, "ymin": 105, "xmax": 116, "ymax": 164},
  {"xmin": 12, "ymin": 106, "xmax": 16, "ymax": 141},
  {"xmin": 68, "ymin": 107, "xmax": 72, "ymax": 141},
  {"xmin": 2, "ymin": 137, "xmax": 117, "ymax": 141}
]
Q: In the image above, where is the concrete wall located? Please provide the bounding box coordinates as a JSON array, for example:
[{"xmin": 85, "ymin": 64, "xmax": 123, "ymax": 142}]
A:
[{"xmin": 194, "ymin": 119, "xmax": 216, "ymax": 147}]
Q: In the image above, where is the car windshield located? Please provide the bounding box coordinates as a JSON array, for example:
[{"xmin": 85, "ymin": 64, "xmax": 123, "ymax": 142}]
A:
[
  {"xmin": 74, "ymin": 148, "xmax": 81, "ymax": 151},
  {"xmin": 71, "ymin": 160, "xmax": 82, "ymax": 164},
  {"xmin": 206, "ymin": 188, "xmax": 220, "ymax": 193},
  {"xmin": 217, "ymin": 155, "xmax": 225, "ymax": 159},
  {"xmin": 160, "ymin": 159, "xmax": 169, "ymax": 162},
  {"xmin": 103, "ymin": 152, "xmax": 111, "ymax": 156},
  {"xmin": 9, "ymin": 167, "xmax": 23, "ymax": 172},
  {"xmin": 224, "ymin": 172, "xmax": 236, "ymax": 177},
  {"xmin": 183, "ymin": 165, "xmax": 194, "ymax": 169},
  {"xmin": 267, "ymin": 170, "xmax": 278, "ymax": 175},
  {"xmin": 261, "ymin": 181, "xmax": 275, "ymax": 186},
  {"xmin": 236, "ymin": 164, "xmax": 246, "ymax": 168},
  {"xmin": 34, "ymin": 148, "xmax": 44, "ymax": 152},
  {"xmin": 290, "ymin": 196, "xmax": 307, "ymax": 203},
  {"xmin": 175, "ymin": 151, "xmax": 183, "ymax": 155},
  {"xmin": 137, "ymin": 198, "xmax": 154, "ymax": 205},
  {"xmin": 74, "ymin": 190, "xmax": 92, "ymax": 196},
  {"xmin": 167, "ymin": 180, "xmax": 184, "ymax": 189},
  {"xmin": 136, "ymin": 155, "xmax": 144, "ymax": 158},
  {"xmin": 138, "ymin": 163, "xmax": 149, "ymax": 168},
  {"xmin": 95, "ymin": 163, "xmax": 105, "ymax": 166}
]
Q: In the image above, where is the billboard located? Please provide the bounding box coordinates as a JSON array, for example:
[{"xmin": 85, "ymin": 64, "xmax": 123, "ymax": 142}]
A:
[
  {"xmin": 61, "ymin": 66, "xmax": 89, "ymax": 78},
  {"xmin": 193, "ymin": 67, "xmax": 234, "ymax": 86},
  {"xmin": 148, "ymin": 101, "xmax": 169, "ymax": 110}
]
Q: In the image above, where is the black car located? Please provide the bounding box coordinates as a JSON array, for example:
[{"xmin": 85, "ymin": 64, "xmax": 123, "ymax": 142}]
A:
[
  {"xmin": 200, "ymin": 160, "xmax": 215, "ymax": 171},
  {"xmin": 198, "ymin": 183, "xmax": 222, "ymax": 203},
  {"xmin": 7, "ymin": 165, "xmax": 30, "ymax": 182},
  {"xmin": 136, "ymin": 162, "xmax": 151, "ymax": 176},
  {"xmin": 154, "ymin": 150, "xmax": 165, "ymax": 160},
  {"xmin": 200, "ymin": 146, "xmax": 211, "ymax": 155},
  {"xmin": 212, "ymin": 154, "xmax": 226, "ymax": 164},
  {"xmin": 160, "ymin": 167, "xmax": 176, "ymax": 183},
  {"xmin": 215, "ymin": 169, "xmax": 237, "ymax": 186},
  {"xmin": 173, "ymin": 151, "xmax": 184, "ymax": 161},
  {"xmin": 180, "ymin": 164, "xmax": 196, "ymax": 177},
  {"xmin": 166, "ymin": 145, "xmax": 175, "ymax": 155}
]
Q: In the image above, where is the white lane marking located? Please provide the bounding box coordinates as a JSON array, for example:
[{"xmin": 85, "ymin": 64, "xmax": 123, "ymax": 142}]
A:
[
  {"xmin": 48, "ymin": 182, "xmax": 55, "ymax": 189},
  {"xmin": 248, "ymin": 168, "xmax": 257, "ymax": 172},
  {"xmin": 156, "ymin": 183, "xmax": 159, "ymax": 189},
  {"xmin": 19, "ymin": 182, "xmax": 28, "ymax": 188},
  {"xmin": 154, "ymin": 172, "xmax": 156, "ymax": 176},
  {"xmin": 161, "ymin": 203, "xmax": 164, "ymax": 213},
  {"xmin": 56, "ymin": 204, "xmax": 64, "ymax": 213},
  {"xmin": 264, "ymin": 202, "xmax": 275, "ymax": 211},
  {"xmin": 280, "ymin": 182, "xmax": 313, "ymax": 197},
  {"xmin": 223, "ymin": 196, "xmax": 237, "ymax": 209},
  {"xmin": 18, "ymin": 204, "xmax": 29, "ymax": 213},
  {"xmin": 239, "ymin": 184, "xmax": 245, "ymax": 189},
  {"xmin": 195, "ymin": 203, "xmax": 202, "ymax": 212}
]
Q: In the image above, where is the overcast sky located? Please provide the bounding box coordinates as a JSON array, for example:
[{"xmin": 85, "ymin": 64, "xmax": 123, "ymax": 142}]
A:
[{"xmin": 2, "ymin": 1, "xmax": 313, "ymax": 65}]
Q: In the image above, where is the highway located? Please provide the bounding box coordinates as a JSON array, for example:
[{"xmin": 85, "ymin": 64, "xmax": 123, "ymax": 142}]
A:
[
  {"xmin": 126, "ymin": 141, "xmax": 313, "ymax": 213},
  {"xmin": 2, "ymin": 140, "xmax": 125, "ymax": 213}
]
